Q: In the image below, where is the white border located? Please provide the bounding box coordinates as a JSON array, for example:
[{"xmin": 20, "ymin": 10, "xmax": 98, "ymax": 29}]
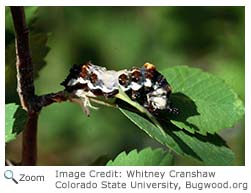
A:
[
  {"xmin": 245, "ymin": 4, "xmax": 250, "ymax": 165},
  {"xmin": 1, "ymin": 0, "xmax": 250, "ymax": 193}
]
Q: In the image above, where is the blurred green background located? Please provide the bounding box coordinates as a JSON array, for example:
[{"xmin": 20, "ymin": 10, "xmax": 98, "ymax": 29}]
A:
[{"xmin": 5, "ymin": 6, "xmax": 245, "ymax": 165}]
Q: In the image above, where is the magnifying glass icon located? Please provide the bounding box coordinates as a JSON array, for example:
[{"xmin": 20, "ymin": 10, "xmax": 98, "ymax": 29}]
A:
[{"xmin": 4, "ymin": 170, "xmax": 18, "ymax": 184}]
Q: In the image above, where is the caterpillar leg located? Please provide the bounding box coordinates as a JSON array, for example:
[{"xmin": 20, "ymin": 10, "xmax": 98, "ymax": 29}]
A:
[{"xmin": 71, "ymin": 93, "xmax": 98, "ymax": 117}]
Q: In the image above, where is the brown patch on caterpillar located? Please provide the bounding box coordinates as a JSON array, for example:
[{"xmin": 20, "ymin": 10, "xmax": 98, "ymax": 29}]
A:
[
  {"xmin": 131, "ymin": 69, "xmax": 141, "ymax": 82},
  {"xmin": 90, "ymin": 72, "xmax": 98, "ymax": 84},
  {"xmin": 80, "ymin": 65, "xmax": 89, "ymax": 78},
  {"xmin": 118, "ymin": 73, "xmax": 130, "ymax": 87}
]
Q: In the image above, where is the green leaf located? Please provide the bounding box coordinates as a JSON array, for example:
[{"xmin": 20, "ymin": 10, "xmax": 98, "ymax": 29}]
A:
[
  {"xmin": 162, "ymin": 66, "xmax": 244, "ymax": 135},
  {"xmin": 120, "ymin": 109, "xmax": 234, "ymax": 165},
  {"xmin": 106, "ymin": 148, "xmax": 174, "ymax": 166},
  {"xmin": 5, "ymin": 103, "xmax": 27, "ymax": 143}
]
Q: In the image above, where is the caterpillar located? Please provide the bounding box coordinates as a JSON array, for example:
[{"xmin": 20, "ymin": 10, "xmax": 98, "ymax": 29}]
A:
[{"xmin": 61, "ymin": 61, "xmax": 178, "ymax": 116}]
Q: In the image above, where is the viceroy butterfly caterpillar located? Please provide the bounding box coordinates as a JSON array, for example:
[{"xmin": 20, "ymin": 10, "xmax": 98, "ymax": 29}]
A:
[{"xmin": 61, "ymin": 61, "xmax": 178, "ymax": 116}]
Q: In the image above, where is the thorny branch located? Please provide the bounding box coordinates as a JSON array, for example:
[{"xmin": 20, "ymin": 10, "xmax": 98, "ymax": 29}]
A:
[
  {"xmin": 10, "ymin": 7, "xmax": 69, "ymax": 166},
  {"xmin": 11, "ymin": 6, "xmax": 34, "ymax": 112}
]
